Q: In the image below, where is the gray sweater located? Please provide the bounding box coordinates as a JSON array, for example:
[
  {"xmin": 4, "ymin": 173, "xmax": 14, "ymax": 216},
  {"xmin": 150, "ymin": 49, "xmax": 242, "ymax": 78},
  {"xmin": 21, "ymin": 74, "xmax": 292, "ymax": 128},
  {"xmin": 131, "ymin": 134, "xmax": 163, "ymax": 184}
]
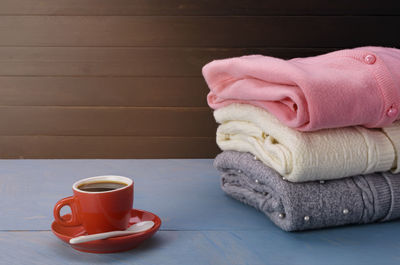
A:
[{"xmin": 215, "ymin": 151, "xmax": 400, "ymax": 231}]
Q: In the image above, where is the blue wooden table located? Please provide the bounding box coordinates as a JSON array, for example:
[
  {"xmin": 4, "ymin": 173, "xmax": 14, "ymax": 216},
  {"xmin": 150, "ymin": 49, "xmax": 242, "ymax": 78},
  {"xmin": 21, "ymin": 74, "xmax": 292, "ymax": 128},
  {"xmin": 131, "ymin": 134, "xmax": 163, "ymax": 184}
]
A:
[{"xmin": 0, "ymin": 159, "xmax": 399, "ymax": 265}]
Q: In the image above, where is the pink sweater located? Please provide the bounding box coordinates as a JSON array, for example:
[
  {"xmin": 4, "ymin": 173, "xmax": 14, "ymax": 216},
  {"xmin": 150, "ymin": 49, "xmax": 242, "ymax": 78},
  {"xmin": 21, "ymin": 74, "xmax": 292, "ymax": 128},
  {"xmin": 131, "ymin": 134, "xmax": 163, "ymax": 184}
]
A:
[{"xmin": 202, "ymin": 46, "xmax": 400, "ymax": 131}]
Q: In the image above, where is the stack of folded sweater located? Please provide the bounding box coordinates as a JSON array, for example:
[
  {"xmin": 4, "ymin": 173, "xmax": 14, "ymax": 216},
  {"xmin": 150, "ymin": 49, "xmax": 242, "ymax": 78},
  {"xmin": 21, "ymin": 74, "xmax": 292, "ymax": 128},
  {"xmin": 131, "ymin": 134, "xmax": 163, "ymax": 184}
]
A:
[{"xmin": 202, "ymin": 46, "xmax": 400, "ymax": 231}]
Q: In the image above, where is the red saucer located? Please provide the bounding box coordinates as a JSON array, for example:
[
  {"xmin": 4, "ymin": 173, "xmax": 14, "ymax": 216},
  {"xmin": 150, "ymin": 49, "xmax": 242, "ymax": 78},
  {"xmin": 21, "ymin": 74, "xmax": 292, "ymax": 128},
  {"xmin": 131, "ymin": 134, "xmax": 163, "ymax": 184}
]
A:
[{"xmin": 51, "ymin": 209, "xmax": 161, "ymax": 253}]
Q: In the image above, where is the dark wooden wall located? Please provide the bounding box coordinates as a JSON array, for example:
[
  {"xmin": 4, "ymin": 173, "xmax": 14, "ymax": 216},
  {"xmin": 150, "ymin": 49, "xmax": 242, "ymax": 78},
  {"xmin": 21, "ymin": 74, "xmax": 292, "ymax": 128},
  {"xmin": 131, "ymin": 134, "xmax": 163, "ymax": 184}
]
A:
[{"xmin": 0, "ymin": 0, "xmax": 399, "ymax": 158}]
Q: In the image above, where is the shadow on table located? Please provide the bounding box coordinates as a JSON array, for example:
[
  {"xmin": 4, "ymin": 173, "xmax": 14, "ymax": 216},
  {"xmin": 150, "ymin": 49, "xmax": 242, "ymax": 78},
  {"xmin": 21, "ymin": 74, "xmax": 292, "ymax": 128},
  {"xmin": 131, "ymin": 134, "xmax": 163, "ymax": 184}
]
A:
[
  {"xmin": 280, "ymin": 220, "xmax": 400, "ymax": 249},
  {"xmin": 49, "ymin": 233, "xmax": 169, "ymax": 263}
]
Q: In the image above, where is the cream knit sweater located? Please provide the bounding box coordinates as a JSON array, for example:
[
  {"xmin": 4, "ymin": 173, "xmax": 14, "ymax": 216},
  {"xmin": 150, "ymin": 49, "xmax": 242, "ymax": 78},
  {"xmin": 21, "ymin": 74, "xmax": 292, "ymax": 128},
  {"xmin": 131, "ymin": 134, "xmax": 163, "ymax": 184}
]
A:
[{"xmin": 214, "ymin": 104, "xmax": 400, "ymax": 182}]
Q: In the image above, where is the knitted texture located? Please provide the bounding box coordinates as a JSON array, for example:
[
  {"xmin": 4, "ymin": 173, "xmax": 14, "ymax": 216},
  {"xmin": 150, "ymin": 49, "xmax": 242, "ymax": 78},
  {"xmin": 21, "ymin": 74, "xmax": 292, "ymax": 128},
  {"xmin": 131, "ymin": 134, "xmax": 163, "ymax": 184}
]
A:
[
  {"xmin": 214, "ymin": 104, "xmax": 400, "ymax": 182},
  {"xmin": 215, "ymin": 151, "xmax": 400, "ymax": 231},
  {"xmin": 382, "ymin": 124, "xmax": 400, "ymax": 173},
  {"xmin": 203, "ymin": 46, "xmax": 400, "ymax": 131}
]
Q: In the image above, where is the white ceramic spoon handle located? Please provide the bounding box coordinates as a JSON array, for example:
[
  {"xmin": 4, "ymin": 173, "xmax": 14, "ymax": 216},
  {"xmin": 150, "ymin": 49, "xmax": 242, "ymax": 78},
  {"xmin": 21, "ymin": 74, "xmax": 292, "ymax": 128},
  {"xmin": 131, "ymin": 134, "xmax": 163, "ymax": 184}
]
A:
[
  {"xmin": 70, "ymin": 231, "xmax": 132, "ymax": 244},
  {"xmin": 69, "ymin": 221, "xmax": 154, "ymax": 244}
]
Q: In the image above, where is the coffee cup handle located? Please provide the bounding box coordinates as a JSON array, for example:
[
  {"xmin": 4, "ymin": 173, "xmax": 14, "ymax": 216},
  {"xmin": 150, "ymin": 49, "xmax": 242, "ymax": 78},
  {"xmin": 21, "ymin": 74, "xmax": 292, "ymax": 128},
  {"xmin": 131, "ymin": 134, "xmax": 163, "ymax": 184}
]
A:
[{"xmin": 53, "ymin": 196, "xmax": 81, "ymax": 226}]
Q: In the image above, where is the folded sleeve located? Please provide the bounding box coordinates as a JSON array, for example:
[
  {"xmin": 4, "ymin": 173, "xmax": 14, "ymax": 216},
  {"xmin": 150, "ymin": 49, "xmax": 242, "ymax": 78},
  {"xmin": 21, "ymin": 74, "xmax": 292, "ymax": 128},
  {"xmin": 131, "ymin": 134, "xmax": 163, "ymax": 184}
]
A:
[{"xmin": 203, "ymin": 46, "xmax": 400, "ymax": 131}]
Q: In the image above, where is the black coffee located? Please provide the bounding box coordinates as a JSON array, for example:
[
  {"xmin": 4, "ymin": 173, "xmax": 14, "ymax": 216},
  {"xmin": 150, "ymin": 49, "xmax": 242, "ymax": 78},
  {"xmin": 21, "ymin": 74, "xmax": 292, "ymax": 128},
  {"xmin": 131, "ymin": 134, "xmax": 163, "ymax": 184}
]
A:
[{"xmin": 78, "ymin": 181, "xmax": 127, "ymax": 192}]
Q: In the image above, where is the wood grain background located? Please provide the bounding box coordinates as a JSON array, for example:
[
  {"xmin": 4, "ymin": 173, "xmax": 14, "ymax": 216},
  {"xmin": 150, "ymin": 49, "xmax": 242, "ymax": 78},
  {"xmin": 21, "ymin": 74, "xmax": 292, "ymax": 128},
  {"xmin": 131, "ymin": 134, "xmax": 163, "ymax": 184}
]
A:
[{"xmin": 0, "ymin": 0, "xmax": 399, "ymax": 158}]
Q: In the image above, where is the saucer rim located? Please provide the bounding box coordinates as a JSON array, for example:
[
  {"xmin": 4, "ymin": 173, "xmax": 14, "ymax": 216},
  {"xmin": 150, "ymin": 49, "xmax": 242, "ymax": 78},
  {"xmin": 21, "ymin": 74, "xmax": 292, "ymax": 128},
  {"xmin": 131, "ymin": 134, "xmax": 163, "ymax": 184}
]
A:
[{"xmin": 51, "ymin": 208, "xmax": 161, "ymax": 243}]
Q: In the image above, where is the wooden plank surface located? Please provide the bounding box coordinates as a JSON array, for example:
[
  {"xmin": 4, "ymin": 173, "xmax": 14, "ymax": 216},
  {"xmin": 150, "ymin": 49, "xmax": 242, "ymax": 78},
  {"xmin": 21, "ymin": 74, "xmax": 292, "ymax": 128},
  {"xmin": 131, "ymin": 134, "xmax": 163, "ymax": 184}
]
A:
[
  {"xmin": 1, "ymin": 228, "xmax": 400, "ymax": 265},
  {"xmin": 0, "ymin": 159, "xmax": 399, "ymax": 265},
  {"xmin": 0, "ymin": 0, "xmax": 399, "ymax": 15},
  {"xmin": 0, "ymin": 77, "xmax": 208, "ymax": 107},
  {"xmin": 0, "ymin": 136, "xmax": 218, "ymax": 158},
  {"xmin": 0, "ymin": 16, "xmax": 398, "ymax": 47},
  {"xmin": 0, "ymin": 47, "xmax": 332, "ymax": 77},
  {"xmin": 0, "ymin": 107, "xmax": 215, "ymax": 136},
  {"xmin": 0, "ymin": 1, "xmax": 398, "ymax": 160}
]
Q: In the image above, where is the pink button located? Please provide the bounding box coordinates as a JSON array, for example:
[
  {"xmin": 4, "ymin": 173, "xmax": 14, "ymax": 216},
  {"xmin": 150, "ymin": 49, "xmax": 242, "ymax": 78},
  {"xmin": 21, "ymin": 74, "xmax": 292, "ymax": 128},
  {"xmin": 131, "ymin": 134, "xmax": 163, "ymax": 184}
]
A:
[
  {"xmin": 387, "ymin": 106, "xmax": 398, "ymax": 118},
  {"xmin": 364, "ymin": 54, "xmax": 376, "ymax": 64}
]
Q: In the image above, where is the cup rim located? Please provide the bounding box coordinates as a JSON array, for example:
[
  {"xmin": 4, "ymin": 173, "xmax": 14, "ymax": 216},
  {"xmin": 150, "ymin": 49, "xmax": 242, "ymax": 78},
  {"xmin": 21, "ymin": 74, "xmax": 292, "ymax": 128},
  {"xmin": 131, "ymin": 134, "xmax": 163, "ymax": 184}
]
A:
[{"xmin": 72, "ymin": 175, "xmax": 133, "ymax": 194}]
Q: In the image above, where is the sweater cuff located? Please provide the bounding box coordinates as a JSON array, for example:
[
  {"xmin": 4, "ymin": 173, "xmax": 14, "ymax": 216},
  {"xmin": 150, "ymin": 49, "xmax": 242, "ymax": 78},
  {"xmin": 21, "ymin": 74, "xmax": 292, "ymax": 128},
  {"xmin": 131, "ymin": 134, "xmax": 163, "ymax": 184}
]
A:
[
  {"xmin": 365, "ymin": 174, "xmax": 391, "ymax": 221},
  {"xmin": 367, "ymin": 172, "xmax": 400, "ymax": 222},
  {"xmin": 381, "ymin": 173, "xmax": 400, "ymax": 221},
  {"xmin": 382, "ymin": 123, "xmax": 400, "ymax": 173},
  {"xmin": 355, "ymin": 127, "xmax": 395, "ymax": 173}
]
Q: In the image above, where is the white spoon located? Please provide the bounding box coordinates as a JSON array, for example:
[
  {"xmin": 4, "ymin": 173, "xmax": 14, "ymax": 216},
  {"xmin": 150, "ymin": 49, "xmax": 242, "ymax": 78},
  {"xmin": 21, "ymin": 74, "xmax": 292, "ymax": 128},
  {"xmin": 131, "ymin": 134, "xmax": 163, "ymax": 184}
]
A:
[{"xmin": 69, "ymin": 221, "xmax": 155, "ymax": 244}]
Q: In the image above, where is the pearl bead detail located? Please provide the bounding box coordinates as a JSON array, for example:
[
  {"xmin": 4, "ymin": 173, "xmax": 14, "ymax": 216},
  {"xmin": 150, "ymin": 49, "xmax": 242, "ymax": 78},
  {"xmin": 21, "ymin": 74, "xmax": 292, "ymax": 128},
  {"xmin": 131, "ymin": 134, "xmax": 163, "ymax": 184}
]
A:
[
  {"xmin": 255, "ymin": 179, "xmax": 259, "ymax": 183},
  {"xmin": 304, "ymin": 216, "xmax": 310, "ymax": 221},
  {"xmin": 387, "ymin": 106, "xmax": 398, "ymax": 118},
  {"xmin": 253, "ymin": 156, "xmax": 258, "ymax": 160},
  {"xmin": 364, "ymin": 54, "xmax": 376, "ymax": 64},
  {"xmin": 320, "ymin": 180, "xmax": 325, "ymax": 184},
  {"xmin": 343, "ymin": 209, "xmax": 349, "ymax": 215},
  {"xmin": 278, "ymin": 213, "xmax": 285, "ymax": 219}
]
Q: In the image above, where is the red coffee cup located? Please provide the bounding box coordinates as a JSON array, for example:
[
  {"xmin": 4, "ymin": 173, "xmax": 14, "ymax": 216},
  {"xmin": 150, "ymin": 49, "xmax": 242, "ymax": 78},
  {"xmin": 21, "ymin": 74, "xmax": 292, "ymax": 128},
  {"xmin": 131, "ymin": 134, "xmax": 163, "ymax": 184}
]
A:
[{"xmin": 53, "ymin": 175, "xmax": 133, "ymax": 234}]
